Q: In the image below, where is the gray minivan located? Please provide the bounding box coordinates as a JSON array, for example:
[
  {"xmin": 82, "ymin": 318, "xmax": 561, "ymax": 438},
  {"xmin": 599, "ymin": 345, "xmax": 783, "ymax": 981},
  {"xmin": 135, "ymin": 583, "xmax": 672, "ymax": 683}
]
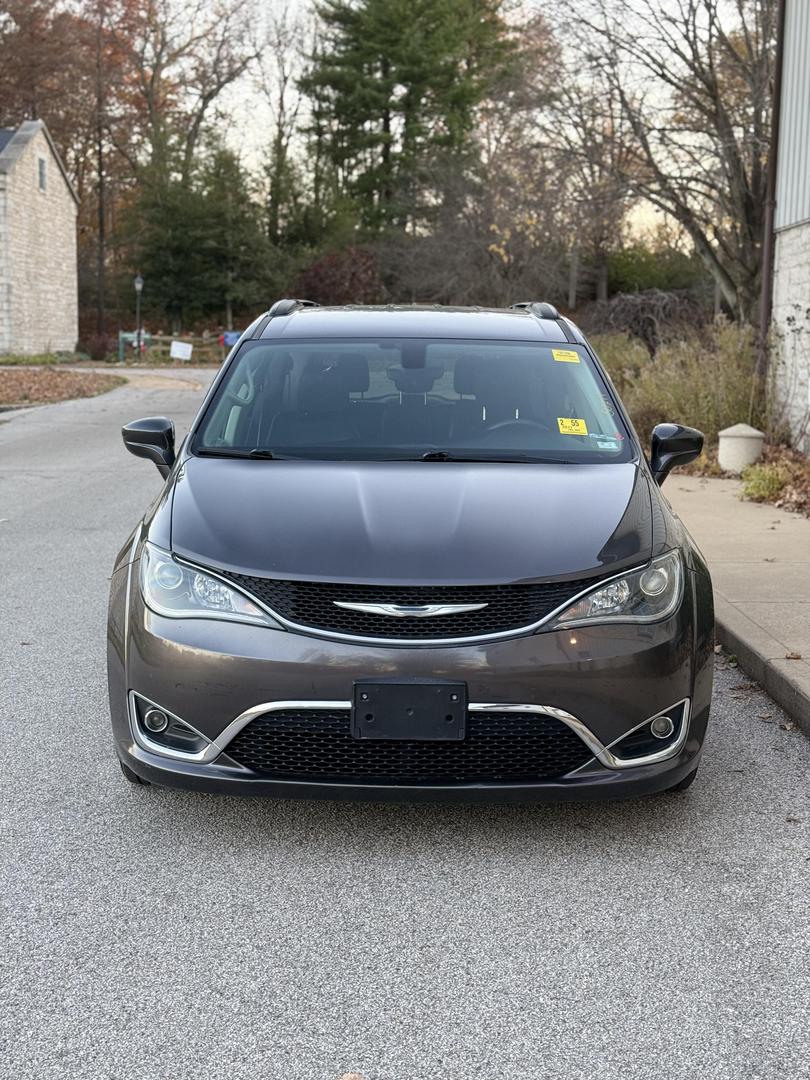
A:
[{"xmin": 107, "ymin": 300, "xmax": 713, "ymax": 801}]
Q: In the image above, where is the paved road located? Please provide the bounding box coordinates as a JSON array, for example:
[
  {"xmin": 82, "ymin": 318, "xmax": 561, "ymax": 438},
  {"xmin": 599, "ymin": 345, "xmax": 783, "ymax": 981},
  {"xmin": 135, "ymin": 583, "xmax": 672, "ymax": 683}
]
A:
[{"xmin": 1, "ymin": 378, "xmax": 808, "ymax": 1080}]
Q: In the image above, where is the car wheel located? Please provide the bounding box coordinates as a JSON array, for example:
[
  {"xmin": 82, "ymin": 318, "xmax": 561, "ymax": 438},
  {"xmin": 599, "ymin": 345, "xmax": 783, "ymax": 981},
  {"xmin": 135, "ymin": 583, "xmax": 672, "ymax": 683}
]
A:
[
  {"xmin": 667, "ymin": 767, "xmax": 698, "ymax": 793},
  {"xmin": 119, "ymin": 760, "xmax": 151, "ymax": 786}
]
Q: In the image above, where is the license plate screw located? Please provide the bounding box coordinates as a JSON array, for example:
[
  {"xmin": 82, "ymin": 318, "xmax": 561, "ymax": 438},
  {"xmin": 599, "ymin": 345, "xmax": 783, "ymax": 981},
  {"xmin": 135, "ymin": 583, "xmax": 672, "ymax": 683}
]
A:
[
  {"xmin": 360, "ymin": 692, "xmax": 369, "ymax": 701},
  {"xmin": 450, "ymin": 693, "xmax": 459, "ymax": 702}
]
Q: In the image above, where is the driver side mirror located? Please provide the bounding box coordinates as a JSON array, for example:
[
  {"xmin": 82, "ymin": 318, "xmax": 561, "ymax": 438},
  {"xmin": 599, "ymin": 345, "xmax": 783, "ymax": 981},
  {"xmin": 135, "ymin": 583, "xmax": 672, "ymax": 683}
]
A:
[
  {"xmin": 650, "ymin": 423, "xmax": 703, "ymax": 485},
  {"xmin": 122, "ymin": 416, "xmax": 175, "ymax": 478}
]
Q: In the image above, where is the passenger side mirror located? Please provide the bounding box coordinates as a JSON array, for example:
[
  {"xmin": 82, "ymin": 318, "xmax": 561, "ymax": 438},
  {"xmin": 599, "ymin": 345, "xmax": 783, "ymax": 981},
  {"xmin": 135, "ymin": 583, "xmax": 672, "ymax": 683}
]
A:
[
  {"xmin": 122, "ymin": 416, "xmax": 175, "ymax": 478},
  {"xmin": 650, "ymin": 423, "xmax": 703, "ymax": 485}
]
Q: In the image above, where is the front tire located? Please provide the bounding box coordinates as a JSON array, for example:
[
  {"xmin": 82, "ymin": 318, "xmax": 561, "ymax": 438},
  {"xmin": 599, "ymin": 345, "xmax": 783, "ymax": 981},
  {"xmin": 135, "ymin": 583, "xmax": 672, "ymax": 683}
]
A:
[
  {"xmin": 119, "ymin": 760, "xmax": 151, "ymax": 786},
  {"xmin": 667, "ymin": 767, "xmax": 698, "ymax": 793}
]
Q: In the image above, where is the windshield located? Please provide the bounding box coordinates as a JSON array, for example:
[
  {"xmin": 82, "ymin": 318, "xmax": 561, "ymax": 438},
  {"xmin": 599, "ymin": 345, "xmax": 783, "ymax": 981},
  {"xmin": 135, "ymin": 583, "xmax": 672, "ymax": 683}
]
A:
[{"xmin": 192, "ymin": 337, "xmax": 633, "ymax": 463}]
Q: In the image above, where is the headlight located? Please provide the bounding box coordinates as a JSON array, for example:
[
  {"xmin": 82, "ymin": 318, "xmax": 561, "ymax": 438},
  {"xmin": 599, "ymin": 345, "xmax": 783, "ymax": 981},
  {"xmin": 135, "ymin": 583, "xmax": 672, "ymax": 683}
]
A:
[
  {"xmin": 547, "ymin": 551, "xmax": 683, "ymax": 628},
  {"xmin": 140, "ymin": 543, "xmax": 280, "ymax": 627}
]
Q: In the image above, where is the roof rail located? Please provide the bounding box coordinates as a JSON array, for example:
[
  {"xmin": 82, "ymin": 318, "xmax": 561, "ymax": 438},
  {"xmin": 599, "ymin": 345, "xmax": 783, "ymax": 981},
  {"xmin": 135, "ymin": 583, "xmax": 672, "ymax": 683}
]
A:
[
  {"xmin": 510, "ymin": 301, "xmax": 561, "ymax": 320},
  {"xmin": 268, "ymin": 298, "xmax": 319, "ymax": 317}
]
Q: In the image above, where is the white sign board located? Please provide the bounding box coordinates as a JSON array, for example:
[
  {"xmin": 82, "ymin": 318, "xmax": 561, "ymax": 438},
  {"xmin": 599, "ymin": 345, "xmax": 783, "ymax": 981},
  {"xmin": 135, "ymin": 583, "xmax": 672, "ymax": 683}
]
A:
[{"xmin": 170, "ymin": 340, "xmax": 193, "ymax": 362}]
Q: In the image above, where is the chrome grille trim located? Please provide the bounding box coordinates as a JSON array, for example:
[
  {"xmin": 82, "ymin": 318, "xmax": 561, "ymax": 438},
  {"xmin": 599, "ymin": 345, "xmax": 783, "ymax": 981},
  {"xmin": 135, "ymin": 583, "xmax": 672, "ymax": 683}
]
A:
[
  {"xmin": 175, "ymin": 556, "xmax": 648, "ymax": 645},
  {"xmin": 128, "ymin": 695, "xmax": 691, "ymax": 772}
]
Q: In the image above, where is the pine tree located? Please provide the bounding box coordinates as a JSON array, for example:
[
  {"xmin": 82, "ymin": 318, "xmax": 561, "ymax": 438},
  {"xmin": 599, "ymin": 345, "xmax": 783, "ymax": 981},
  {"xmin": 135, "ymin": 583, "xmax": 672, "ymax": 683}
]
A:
[{"xmin": 300, "ymin": 0, "xmax": 515, "ymax": 229}]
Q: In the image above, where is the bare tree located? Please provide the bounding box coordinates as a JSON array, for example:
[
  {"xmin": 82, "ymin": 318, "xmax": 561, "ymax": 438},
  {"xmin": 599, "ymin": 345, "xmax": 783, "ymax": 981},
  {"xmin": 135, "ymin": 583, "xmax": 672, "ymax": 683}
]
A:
[
  {"xmin": 255, "ymin": 7, "xmax": 306, "ymax": 244},
  {"xmin": 569, "ymin": 0, "xmax": 777, "ymax": 323},
  {"xmin": 540, "ymin": 76, "xmax": 636, "ymax": 306},
  {"xmin": 108, "ymin": 0, "xmax": 257, "ymax": 184}
]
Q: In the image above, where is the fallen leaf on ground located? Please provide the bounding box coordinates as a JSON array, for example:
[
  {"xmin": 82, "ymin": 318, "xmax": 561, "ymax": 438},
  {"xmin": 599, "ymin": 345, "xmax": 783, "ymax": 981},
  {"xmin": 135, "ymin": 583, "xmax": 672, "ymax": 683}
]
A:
[
  {"xmin": 0, "ymin": 369, "xmax": 124, "ymax": 406},
  {"xmin": 786, "ymin": 815, "xmax": 801, "ymax": 823},
  {"xmin": 779, "ymin": 721, "xmax": 799, "ymax": 731},
  {"xmin": 785, "ymin": 652, "xmax": 802, "ymax": 660},
  {"xmin": 763, "ymin": 557, "xmax": 775, "ymax": 562},
  {"xmin": 713, "ymin": 644, "xmax": 723, "ymax": 654}
]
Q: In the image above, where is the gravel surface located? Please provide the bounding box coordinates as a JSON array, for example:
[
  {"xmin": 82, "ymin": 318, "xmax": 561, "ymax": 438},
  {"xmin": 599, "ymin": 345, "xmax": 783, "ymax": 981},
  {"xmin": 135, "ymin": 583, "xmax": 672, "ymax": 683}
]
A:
[{"xmin": 1, "ymin": 380, "xmax": 808, "ymax": 1080}]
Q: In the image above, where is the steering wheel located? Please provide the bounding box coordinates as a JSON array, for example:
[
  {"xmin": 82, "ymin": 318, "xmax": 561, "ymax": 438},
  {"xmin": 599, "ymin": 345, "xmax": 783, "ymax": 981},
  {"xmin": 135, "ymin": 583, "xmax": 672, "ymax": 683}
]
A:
[{"xmin": 484, "ymin": 418, "xmax": 550, "ymax": 434}]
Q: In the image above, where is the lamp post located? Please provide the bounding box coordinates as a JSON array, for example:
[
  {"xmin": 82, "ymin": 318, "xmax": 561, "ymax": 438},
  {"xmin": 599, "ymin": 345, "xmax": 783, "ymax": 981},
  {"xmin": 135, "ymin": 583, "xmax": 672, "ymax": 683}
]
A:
[{"xmin": 134, "ymin": 273, "xmax": 144, "ymax": 356}]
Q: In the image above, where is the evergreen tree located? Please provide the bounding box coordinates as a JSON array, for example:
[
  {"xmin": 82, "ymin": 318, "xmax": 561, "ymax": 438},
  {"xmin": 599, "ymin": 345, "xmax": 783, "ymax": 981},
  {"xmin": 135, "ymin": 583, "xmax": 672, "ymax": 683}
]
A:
[
  {"xmin": 300, "ymin": 0, "xmax": 515, "ymax": 229},
  {"xmin": 126, "ymin": 146, "xmax": 273, "ymax": 329}
]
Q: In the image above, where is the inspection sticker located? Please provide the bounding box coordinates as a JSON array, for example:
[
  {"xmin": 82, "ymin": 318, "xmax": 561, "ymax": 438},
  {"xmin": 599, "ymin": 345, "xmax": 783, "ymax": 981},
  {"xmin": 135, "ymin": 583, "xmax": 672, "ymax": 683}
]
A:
[
  {"xmin": 558, "ymin": 417, "xmax": 588, "ymax": 436},
  {"xmin": 552, "ymin": 348, "xmax": 580, "ymax": 363}
]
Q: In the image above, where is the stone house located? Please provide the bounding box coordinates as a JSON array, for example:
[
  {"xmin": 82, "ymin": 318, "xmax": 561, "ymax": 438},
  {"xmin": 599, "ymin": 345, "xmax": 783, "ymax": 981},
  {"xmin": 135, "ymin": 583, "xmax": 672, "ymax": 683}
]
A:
[
  {"xmin": 0, "ymin": 120, "xmax": 78, "ymax": 355},
  {"xmin": 772, "ymin": 2, "xmax": 810, "ymax": 453}
]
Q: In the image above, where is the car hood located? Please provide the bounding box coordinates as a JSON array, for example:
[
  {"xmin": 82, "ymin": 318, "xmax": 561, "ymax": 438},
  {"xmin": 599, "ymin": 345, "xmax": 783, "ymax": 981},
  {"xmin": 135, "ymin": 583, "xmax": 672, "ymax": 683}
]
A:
[{"xmin": 168, "ymin": 458, "xmax": 653, "ymax": 585}]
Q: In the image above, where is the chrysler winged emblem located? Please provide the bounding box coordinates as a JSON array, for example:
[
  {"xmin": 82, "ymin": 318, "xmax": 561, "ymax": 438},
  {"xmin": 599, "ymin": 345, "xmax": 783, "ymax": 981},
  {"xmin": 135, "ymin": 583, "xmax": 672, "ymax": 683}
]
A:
[{"xmin": 333, "ymin": 601, "xmax": 488, "ymax": 618}]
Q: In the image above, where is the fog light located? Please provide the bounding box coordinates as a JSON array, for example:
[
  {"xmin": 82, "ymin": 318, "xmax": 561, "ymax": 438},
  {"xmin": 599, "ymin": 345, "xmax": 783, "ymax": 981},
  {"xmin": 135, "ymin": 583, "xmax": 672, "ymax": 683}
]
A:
[
  {"xmin": 650, "ymin": 714, "xmax": 675, "ymax": 740},
  {"xmin": 143, "ymin": 707, "xmax": 169, "ymax": 733}
]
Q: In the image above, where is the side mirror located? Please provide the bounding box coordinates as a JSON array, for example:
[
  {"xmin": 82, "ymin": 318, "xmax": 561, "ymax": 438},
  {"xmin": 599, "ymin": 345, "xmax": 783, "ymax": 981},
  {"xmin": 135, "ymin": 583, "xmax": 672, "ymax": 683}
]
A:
[
  {"xmin": 122, "ymin": 416, "xmax": 175, "ymax": 478},
  {"xmin": 650, "ymin": 423, "xmax": 703, "ymax": 485}
]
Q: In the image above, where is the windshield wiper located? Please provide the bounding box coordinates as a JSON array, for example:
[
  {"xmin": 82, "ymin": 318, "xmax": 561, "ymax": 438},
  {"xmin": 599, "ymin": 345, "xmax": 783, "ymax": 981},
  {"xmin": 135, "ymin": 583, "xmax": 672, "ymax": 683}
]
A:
[
  {"xmin": 418, "ymin": 450, "xmax": 573, "ymax": 464},
  {"xmin": 195, "ymin": 447, "xmax": 280, "ymax": 459}
]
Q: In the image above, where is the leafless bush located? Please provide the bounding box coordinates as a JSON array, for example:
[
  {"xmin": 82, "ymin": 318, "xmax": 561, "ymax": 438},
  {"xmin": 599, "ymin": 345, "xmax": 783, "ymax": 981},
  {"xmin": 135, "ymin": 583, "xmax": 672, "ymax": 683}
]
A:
[{"xmin": 580, "ymin": 290, "xmax": 708, "ymax": 357}]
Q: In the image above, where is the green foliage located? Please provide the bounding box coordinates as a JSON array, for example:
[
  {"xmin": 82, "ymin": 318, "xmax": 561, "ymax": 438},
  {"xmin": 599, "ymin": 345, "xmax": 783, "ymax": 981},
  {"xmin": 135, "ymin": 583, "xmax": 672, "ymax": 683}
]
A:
[
  {"xmin": 301, "ymin": 0, "xmax": 515, "ymax": 229},
  {"xmin": 123, "ymin": 146, "xmax": 274, "ymax": 328},
  {"xmin": 200, "ymin": 148, "xmax": 276, "ymax": 315},
  {"xmin": 741, "ymin": 462, "xmax": 789, "ymax": 502},
  {"xmin": 607, "ymin": 244, "xmax": 707, "ymax": 294},
  {"xmin": 595, "ymin": 320, "xmax": 763, "ymax": 445}
]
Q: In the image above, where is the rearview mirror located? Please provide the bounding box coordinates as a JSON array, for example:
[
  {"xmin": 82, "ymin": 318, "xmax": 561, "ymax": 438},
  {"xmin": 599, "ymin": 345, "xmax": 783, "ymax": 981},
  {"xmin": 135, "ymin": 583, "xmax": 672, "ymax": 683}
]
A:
[
  {"xmin": 122, "ymin": 417, "xmax": 175, "ymax": 478},
  {"xmin": 650, "ymin": 423, "xmax": 703, "ymax": 485}
]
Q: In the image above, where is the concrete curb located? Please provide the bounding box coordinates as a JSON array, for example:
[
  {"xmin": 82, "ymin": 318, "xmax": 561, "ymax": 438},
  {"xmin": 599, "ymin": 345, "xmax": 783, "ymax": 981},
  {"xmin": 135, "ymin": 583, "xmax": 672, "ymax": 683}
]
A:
[{"xmin": 714, "ymin": 595, "xmax": 810, "ymax": 737}]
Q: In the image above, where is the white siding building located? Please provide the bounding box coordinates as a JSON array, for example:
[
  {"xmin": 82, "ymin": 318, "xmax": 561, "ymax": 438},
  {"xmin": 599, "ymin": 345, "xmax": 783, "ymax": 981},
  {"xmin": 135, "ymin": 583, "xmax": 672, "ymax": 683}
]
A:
[
  {"xmin": 773, "ymin": 1, "xmax": 810, "ymax": 452},
  {"xmin": 0, "ymin": 120, "xmax": 78, "ymax": 355}
]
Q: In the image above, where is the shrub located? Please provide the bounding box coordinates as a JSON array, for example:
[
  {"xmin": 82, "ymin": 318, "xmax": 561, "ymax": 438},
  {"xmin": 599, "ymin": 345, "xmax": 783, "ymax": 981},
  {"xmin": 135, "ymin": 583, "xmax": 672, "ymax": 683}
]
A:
[
  {"xmin": 588, "ymin": 332, "xmax": 651, "ymax": 398},
  {"xmin": 294, "ymin": 246, "xmax": 383, "ymax": 305},
  {"xmin": 594, "ymin": 319, "xmax": 762, "ymax": 445},
  {"xmin": 741, "ymin": 462, "xmax": 789, "ymax": 502},
  {"xmin": 85, "ymin": 334, "xmax": 113, "ymax": 362},
  {"xmin": 607, "ymin": 245, "xmax": 707, "ymax": 294},
  {"xmin": 580, "ymin": 289, "xmax": 708, "ymax": 356}
]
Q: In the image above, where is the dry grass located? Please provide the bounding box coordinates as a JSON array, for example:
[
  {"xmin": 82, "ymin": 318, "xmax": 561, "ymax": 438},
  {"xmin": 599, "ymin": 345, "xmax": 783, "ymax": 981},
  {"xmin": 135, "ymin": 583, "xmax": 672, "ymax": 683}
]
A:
[
  {"xmin": 592, "ymin": 323, "xmax": 810, "ymax": 517},
  {"xmin": 592, "ymin": 320, "xmax": 763, "ymax": 445}
]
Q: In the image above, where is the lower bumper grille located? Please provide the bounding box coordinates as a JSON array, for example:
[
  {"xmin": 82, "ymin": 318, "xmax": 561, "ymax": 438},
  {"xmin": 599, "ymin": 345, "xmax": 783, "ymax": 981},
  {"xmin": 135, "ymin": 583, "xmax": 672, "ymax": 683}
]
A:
[{"xmin": 224, "ymin": 709, "xmax": 592, "ymax": 784}]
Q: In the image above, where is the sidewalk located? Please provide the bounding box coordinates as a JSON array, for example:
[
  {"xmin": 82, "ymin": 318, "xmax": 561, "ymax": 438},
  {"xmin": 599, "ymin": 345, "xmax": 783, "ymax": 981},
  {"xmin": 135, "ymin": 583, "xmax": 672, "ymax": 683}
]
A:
[{"xmin": 667, "ymin": 476, "xmax": 810, "ymax": 736}]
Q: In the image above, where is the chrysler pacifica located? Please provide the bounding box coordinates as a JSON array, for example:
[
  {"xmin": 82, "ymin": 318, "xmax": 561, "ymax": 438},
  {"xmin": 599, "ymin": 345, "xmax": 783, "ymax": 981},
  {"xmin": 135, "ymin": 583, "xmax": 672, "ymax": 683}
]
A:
[{"xmin": 107, "ymin": 300, "xmax": 713, "ymax": 801}]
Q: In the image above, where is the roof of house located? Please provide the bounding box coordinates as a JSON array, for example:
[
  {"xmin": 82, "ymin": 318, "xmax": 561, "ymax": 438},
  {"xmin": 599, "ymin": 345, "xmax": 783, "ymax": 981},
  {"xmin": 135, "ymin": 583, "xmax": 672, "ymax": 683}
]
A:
[{"xmin": 0, "ymin": 120, "xmax": 78, "ymax": 204}]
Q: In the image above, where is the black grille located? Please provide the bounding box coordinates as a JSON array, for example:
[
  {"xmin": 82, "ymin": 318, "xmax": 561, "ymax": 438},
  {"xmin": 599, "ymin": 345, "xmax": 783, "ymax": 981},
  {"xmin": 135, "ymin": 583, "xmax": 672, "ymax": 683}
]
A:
[
  {"xmin": 225, "ymin": 710, "xmax": 592, "ymax": 783},
  {"xmin": 216, "ymin": 573, "xmax": 596, "ymax": 639}
]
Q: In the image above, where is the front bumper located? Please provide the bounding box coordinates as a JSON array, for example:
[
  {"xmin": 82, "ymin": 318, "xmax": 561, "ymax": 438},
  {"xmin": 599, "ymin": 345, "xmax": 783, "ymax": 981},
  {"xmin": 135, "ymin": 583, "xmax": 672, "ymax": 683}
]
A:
[{"xmin": 107, "ymin": 563, "xmax": 714, "ymax": 802}]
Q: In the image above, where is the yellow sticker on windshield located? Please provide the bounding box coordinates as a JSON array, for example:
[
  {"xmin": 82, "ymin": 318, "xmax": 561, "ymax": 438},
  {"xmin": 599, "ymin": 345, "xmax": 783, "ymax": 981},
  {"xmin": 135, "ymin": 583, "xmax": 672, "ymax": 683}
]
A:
[
  {"xmin": 558, "ymin": 417, "xmax": 588, "ymax": 436},
  {"xmin": 552, "ymin": 349, "xmax": 580, "ymax": 363}
]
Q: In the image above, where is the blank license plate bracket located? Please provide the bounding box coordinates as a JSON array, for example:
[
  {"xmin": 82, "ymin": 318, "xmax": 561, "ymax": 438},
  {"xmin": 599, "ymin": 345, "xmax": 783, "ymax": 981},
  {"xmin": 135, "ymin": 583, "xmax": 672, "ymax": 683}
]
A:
[{"xmin": 351, "ymin": 679, "xmax": 467, "ymax": 741}]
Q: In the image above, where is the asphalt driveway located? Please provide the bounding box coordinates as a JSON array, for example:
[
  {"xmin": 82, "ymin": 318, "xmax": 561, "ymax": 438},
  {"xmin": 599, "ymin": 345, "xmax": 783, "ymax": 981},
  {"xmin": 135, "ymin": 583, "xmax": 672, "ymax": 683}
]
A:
[{"xmin": 0, "ymin": 376, "xmax": 808, "ymax": 1080}]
